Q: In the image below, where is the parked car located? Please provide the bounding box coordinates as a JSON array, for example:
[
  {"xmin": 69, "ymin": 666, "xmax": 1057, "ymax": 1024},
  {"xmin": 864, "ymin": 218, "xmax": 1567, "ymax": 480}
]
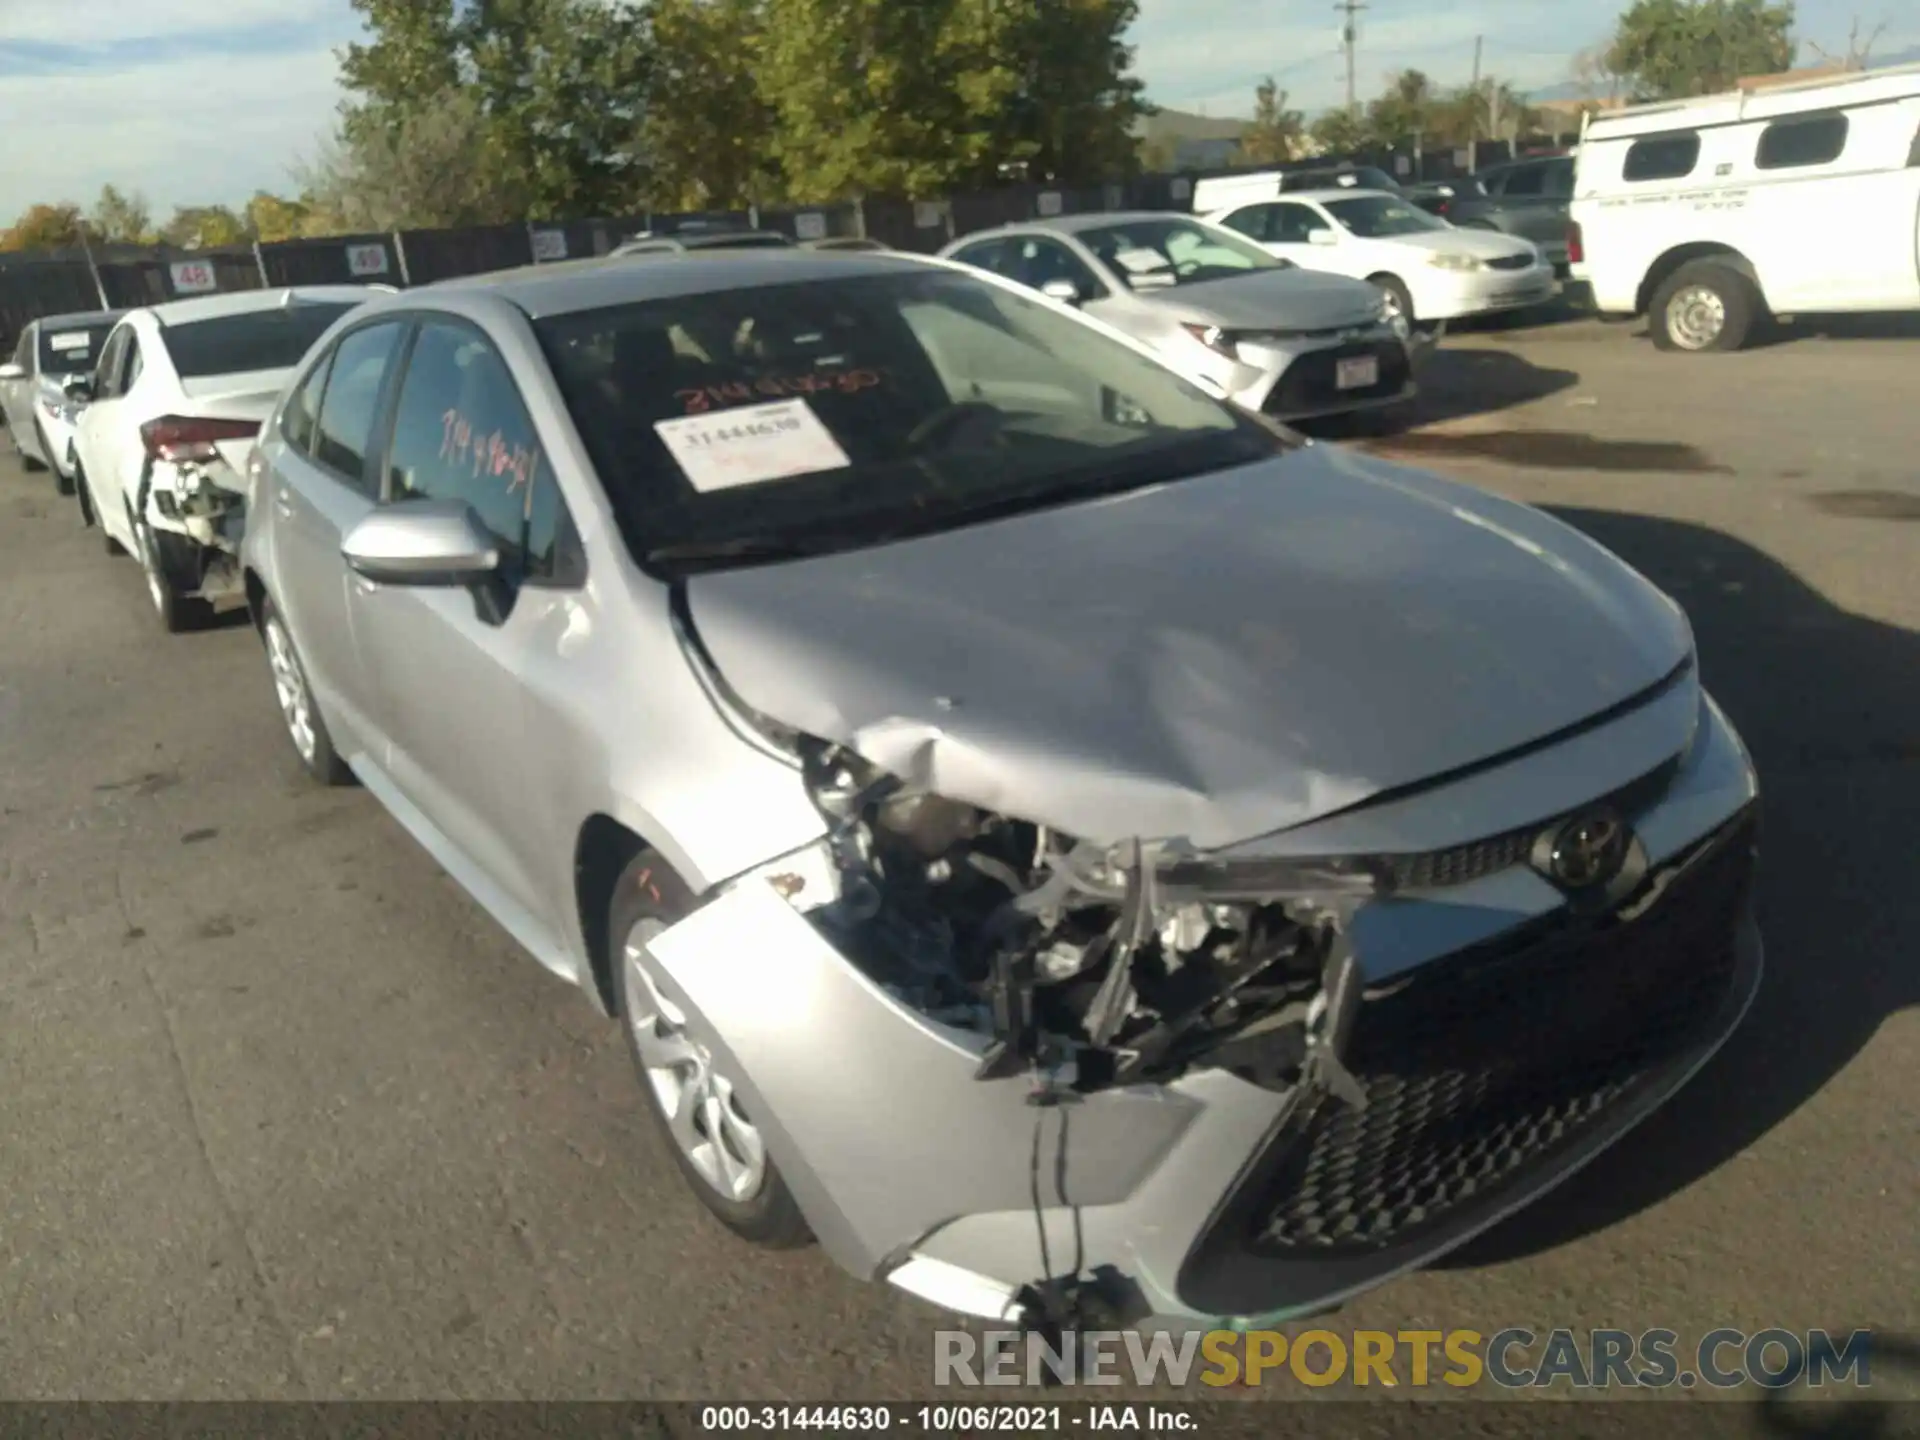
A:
[
  {"xmin": 1405, "ymin": 177, "xmax": 1487, "ymax": 219},
  {"xmin": 67, "ymin": 287, "xmax": 375, "ymax": 631},
  {"xmin": 1445, "ymin": 154, "xmax": 1577, "ymax": 273},
  {"xmin": 241, "ymin": 247, "xmax": 1761, "ymax": 1334},
  {"xmin": 613, "ymin": 229, "xmax": 797, "ymax": 257},
  {"xmin": 1570, "ymin": 60, "xmax": 1920, "ymax": 351},
  {"xmin": 940, "ymin": 212, "xmax": 1417, "ymax": 423},
  {"xmin": 1192, "ymin": 165, "xmax": 1407, "ymax": 216},
  {"xmin": 1206, "ymin": 188, "xmax": 1557, "ymax": 329},
  {"xmin": 0, "ymin": 309, "xmax": 123, "ymax": 493}
]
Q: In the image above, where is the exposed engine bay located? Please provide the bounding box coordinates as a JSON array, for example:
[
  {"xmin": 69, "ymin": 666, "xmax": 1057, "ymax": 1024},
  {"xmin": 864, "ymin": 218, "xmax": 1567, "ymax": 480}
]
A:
[{"xmin": 797, "ymin": 739, "xmax": 1374, "ymax": 1097}]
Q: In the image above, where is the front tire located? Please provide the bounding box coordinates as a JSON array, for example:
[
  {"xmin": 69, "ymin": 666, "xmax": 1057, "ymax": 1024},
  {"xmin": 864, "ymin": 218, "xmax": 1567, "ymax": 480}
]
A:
[
  {"xmin": 259, "ymin": 596, "xmax": 353, "ymax": 785},
  {"xmin": 1649, "ymin": 260, "xmax": 1761, "ymax": 353},
  {"xmin": 1368, "ymin": 273, "xmax": 1416, "ymax": 331},
  {"xmin": 12, "ymin": 425, "xmax": 46, "ymax": 472},
  {"xmin": 611, "ymin": 857, "xmax": 811, "ymax": 1250}
]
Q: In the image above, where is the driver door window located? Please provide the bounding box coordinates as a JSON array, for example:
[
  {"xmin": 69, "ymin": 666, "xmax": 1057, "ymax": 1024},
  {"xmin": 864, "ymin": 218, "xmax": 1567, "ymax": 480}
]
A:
[
  {"xmin": 384, "ymin": 321, "xmax": 574, "ymax": 583},
  {"xmin": 1004, "ymin": 238, "xmax": 1108, "ymax": 300},
  {"xmin": 1269, "ymin": 202, "xmax": 1329, "ymax": 248},
  {"xmin": 1220, "ymin": 205, "xmax": 1278, "ymax": 243}
]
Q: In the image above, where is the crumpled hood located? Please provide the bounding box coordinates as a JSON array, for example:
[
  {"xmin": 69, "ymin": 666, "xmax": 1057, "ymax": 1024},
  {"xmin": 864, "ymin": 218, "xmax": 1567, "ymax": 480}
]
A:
[
  {"xmin": 685, "ymin": 445, "xmax": 1694, "ymax": 850},
  {"xmin": 1144, "ymin": 267, "xmax": 1383, "ymax": 332}
]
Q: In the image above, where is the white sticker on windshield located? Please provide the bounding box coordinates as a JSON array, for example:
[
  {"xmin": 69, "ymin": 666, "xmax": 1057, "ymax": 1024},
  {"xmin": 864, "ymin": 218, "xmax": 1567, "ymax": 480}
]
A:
[
  {"xmin": 48, "ymin": 332, "xmax": 92, "ymax": 352},
  {"xmin": 1112, "ymin": 247, "xmax": 1171, "ymax": 275},
  {"xmin": 654, "ymin": 398, "xmax": 852, "ymax": 493}
]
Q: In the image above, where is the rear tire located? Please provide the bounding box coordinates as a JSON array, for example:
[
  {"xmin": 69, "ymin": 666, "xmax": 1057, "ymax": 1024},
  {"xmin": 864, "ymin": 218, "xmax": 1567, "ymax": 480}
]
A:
[
  {"xmin": 73, "ymin": 457, "xmax": 95, "ymax": 527},
  {"xmin": 77, "ymin": 464, "xmax": 124, "ymax": 551},
  {"xmin": 132, "ymin": 508, "xmax": 211, "ymax": 635},
  {"xmin": 260, "ymin": 595, "xmax": 353, "ymax": 786},
  {"xmin": 1649, "ymin": 260, "xmax": 1761, "ymax": 353},
  {"xmin": 611, "ymin": 857, "xmax": 812, "ymax": 1250}
]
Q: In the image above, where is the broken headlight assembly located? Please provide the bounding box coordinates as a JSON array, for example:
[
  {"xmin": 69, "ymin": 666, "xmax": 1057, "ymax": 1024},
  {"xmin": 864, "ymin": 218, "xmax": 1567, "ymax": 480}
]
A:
[{"xmin": 792, "ymin": 737, "xmax": 1375, "ymax": 1096}]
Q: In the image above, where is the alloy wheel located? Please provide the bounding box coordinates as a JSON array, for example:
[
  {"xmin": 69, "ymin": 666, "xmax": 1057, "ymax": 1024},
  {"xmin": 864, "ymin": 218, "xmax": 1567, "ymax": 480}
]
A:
[
  {"xmin": 264, "ymin": 615, "xmax": 318, "ymax": 763},
  {"xmin": 622, "ymin": 919, "xmax": 768, "ymax": 1202}
]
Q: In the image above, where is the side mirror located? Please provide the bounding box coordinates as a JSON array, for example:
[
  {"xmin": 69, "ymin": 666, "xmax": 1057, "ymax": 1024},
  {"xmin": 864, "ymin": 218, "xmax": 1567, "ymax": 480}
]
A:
[
  {"xmin": 0, "ymin": 363, "xmax": 24, "ymax": 382},
  {"xmin": 63, "ymin": 376, "xmax": 95, "ymax": 402},
  {"xmin": 342, "ymin": 500, "xmax": 500, "ymax": 587},
  {"xmin": 1308, "ymin": 229, "xmax": 1339, "ymax": 247},
  {"xmin": 1040, "ymin": 278, "xmax": 1084, "ymax": 305}
]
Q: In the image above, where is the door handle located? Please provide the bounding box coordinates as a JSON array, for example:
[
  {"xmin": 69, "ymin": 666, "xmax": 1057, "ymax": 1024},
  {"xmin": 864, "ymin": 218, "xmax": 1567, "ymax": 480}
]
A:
[
  {"xmin": 274, "ymin": 487, "xmax": 294, "ymax": 518},
  {"xmin": 352, "ymin": 576, "xmax": 378, "ymax": 595}
]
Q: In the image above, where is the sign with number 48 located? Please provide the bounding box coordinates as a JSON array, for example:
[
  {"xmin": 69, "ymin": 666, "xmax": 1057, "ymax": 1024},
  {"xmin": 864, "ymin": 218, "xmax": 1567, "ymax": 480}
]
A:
[
  {"xmin": 346, "ymin": 243, "xmax": 390, "ymax": 277},
  {"xmin": 169, "ymin": 260, "xmax": 217, "ymax": 295}
]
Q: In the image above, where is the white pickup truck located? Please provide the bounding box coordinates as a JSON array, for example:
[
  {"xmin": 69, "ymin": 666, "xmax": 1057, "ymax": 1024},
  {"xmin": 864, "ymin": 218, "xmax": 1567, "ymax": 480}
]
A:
[{"xmin": 1569, "ymin": 61, "xmax": 1920, "ymax": 351}]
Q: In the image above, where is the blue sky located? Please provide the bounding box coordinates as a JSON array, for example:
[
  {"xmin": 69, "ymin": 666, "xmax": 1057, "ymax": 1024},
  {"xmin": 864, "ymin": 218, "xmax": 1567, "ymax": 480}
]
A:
[{"xmin": 1, "ymin": 0, "xmax": 1912, "ymax": 220}]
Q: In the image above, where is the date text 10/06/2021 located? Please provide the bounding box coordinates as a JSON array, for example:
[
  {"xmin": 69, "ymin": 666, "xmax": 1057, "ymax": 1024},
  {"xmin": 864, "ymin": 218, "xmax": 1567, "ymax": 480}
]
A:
[{"xmin": 699, "ymin": 1407, "xmax": 1195, "ymax": 1432}]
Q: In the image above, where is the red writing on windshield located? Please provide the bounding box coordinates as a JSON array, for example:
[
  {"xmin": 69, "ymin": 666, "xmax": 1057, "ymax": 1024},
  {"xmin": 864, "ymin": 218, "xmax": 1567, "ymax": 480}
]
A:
[
  {"xmin": 441, "ymin": 408, "xmax": 542, "ymax": 498},
  {"xmin": 677, "ymin": 368, "xmax": 884, "ymax": 415}
]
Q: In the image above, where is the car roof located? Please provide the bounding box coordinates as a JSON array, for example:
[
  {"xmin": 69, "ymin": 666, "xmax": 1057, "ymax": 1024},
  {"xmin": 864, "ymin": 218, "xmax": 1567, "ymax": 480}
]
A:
[
  {"xmin": 33, "ymin": 309, "xmax": 124, "ymax": 330},
  {"xmin": 146, "ymin": 285, "xmax": 380, "ymax": 327},
  {"xmin": 417, "ymin": 250, "xmax": 942, "ymax": 319},
  {"xmin": 1281, "ymin": 187, "xmax": 1404, "ymax": 204},
  {"xmin": 965, "ymin": 211, "xmax": 1213, "ymax": 240}
]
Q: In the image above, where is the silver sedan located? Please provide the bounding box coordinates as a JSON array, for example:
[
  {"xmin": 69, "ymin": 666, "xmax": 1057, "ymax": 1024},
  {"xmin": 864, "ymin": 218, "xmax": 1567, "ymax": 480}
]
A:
[
  {"xmin": 241, "ymin": 247, "xmax": 1760, "ymax": 1335},
  {"xmin": 941, "ymin": 211, "xmax": 1421, "ymax": 423}
]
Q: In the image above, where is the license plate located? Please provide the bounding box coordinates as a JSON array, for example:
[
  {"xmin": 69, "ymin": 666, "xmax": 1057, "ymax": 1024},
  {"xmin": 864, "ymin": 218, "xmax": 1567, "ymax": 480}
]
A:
[{"xmin": 1336, "ymin": 355, "xmax": 1379, "ymax": 390}]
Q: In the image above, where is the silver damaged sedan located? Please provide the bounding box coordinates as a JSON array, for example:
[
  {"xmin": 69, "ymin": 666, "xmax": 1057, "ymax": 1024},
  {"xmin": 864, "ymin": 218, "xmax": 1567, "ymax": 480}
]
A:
[{"xmin": 240, "ymin": 248, "xmax": 1762, "ymax": 1333}]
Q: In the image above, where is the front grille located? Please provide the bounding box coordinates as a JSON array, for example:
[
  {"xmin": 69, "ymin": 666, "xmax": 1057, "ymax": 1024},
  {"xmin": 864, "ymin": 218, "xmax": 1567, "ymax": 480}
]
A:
[
  {"xmin": 1264, "ymin": 341, "xmax": 1410, "ymax": 417},
  {"xmin": 1486, "ymin": 253, "xmax": 1534, "ymax": 271},
  {"xmin": 1244, "ymin": 812, "xmax": 1755, "ymax": 1258}
]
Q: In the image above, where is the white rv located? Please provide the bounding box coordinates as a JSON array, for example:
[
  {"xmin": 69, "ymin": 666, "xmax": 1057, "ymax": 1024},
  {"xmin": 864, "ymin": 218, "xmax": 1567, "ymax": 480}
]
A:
[{"xmin": 1568, "ymin": 61, "xmax": 1920, "ymax": 351}]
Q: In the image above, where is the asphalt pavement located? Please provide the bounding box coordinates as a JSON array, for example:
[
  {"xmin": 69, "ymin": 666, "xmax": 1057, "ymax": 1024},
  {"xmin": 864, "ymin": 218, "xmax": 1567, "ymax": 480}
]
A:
[{"xmin": 1, "ymin": 316, "xmax": 1915, "ymax": 1407}]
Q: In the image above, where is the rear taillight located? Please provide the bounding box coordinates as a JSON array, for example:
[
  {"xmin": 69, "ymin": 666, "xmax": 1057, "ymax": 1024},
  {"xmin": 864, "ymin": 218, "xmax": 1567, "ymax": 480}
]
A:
[
  {"xmin": 1566, "ymin": 221, "xmax": 1584, "ymax": 265},
  {"xmin": 139, "ymin": 415, "xmax": 261, "ymax": 464}
]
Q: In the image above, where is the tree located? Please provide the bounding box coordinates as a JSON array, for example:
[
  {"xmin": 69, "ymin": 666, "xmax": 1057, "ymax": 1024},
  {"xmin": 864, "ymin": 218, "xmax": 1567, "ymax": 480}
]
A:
[
  {"xmin": 338, "ymin": 0, "xmax": 649, "ymax": 221},
  {"xmin": 298, "ymin": 87, "xmax": 534, "ymax": 232},
  {"xmin": 1606, "ymin": 0, "xmax": 1796, "ymax": 101},
  {"xmin": 1242, "ymin": 76, "xmax": 1305, "ymax": 165},
  {"xmin": 985, "ymin": 0, "xmax": 1150, "ymax": 184},
  {"xmin": 642, "ymin": 0, "xmax": 781, "ymax": 210},
  {"xmin": 90, "ymin": 185, "xmax": 153, "ymax": 244},
  {"xmin": 1309, "ymin": 109, "xmax": 1369, "ymax": 157},
  {"xmin": 1365, "ymin": 68, "xmax": 1436, "ymax": 148},
  {"xmin": 2, "ymin": 203, "xmax": 87, "ymax": 251},
  {"xmin": 160, "ymin": 206, "xmax": 248, "ymax": 249},
  {"xmin": 245, "ymin": 193, "xmax": 315, "ymax": 243},
  {"xmin": 754, "ymin": 0, "xmax": 1147, "ymax": 200}
]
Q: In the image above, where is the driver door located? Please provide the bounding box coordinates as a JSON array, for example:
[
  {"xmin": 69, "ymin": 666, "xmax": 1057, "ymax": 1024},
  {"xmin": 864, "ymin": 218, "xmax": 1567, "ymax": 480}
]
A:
[
  {"xmin": 1263, "ymin": 201, "xmax": 1338, "ymax": 270},
  {"xmin": 72, "ymin": 324, "xmax": 137, "ymax": 543},
  {"xmin": 1, "ymin": 328, "xmax": 36, "ymax": 439},
  {"xmin": 346, "ymin": 317, "xmax": 584, "ymax": 937}
]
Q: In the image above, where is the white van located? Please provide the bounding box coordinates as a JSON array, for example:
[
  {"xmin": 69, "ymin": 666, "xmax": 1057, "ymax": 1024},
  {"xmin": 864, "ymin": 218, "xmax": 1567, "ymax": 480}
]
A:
[{"xmin": 1569, "ymin": 61, "xmax": 1920, "ymax": 351}]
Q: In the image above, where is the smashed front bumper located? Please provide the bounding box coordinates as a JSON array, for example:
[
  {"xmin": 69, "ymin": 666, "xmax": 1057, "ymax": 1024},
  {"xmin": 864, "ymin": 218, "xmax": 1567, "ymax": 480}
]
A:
[{"xmin": 640, "ymin": 690, "xmax": 1761, "ymax": 1328}]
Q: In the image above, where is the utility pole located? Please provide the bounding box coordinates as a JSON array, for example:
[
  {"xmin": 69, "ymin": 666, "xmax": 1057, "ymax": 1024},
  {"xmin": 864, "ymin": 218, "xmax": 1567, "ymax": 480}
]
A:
[
  {"xmin": 1335, "ymin": 0, "xmax": 1367, "ymax": 122},
  {"xmin": 1467, "ymin": 35, "xmax": 1483, "ymax": 173}
]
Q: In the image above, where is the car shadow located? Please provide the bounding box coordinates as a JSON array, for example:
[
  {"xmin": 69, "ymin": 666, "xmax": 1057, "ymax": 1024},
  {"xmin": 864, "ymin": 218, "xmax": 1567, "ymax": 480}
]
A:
[
  {"xmin": 1298, "ymin": 344, "xmax": 1579, "ymax": 441},
  {"xmin": 1751, "ymin": 310, "xmax": 1920, "ymax": 349},
  {"xmin": 1438, "ymin": 509, "xmax": 1920, "ymax": 1270}
]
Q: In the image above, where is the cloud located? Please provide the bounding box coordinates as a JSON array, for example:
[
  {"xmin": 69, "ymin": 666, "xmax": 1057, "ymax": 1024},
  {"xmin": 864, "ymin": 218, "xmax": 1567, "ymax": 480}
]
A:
[
  {"xmin": 0, "ymin": 1, "xmax": 355, "ymax": 216},
  {"xmin": 0, "ymin": 46, "xmax": 345, "ymax": 215}
]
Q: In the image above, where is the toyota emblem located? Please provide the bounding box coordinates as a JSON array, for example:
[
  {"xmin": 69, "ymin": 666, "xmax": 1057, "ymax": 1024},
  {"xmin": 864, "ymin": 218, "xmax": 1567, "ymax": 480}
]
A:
[{"xmin": 1545, "ymin": 809, "xmax": 1631, "ymax": 890}]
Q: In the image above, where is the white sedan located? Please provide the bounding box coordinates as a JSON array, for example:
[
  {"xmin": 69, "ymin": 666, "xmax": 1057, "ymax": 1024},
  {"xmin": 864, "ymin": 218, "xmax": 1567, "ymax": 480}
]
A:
[
  {"xmin": 1205, "ymin": 188, "xmax": 1558, "ymax": 329},
  {"xmin": 69, "ymin": 287, "xmax": 378, "ymax": 632}
]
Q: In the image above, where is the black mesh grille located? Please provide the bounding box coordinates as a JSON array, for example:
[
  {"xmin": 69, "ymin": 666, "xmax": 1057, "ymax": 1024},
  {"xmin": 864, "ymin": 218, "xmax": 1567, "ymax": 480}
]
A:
[
  {"xmin": 1264, "ymin": 342, "xmax": 1410, "ymax": 416},
  {"xmin": 1245, "ymin": 813, "xmax": 1755, "ymax": 1257},
  {"xmin": 1486, "ymin": 253, "xmax": 1535, "ymax": 271}
]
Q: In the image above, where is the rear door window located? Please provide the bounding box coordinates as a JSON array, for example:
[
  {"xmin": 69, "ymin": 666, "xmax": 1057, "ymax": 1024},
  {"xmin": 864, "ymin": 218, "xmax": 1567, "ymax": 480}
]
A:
[
  {"xmin": 311, "ymin": 321, "xmax": 406, "ymax": 490},
  {"xmin": 1622, "ymin": 132, "xmax": 1701, "ymax": 182},
  {"xmin": 280, "ymin": 351, "xmax": 333, "ymax": 455}
]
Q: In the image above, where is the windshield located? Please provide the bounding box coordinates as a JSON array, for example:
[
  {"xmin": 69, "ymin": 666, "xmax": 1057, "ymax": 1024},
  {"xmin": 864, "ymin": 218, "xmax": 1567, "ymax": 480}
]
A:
[
  {"xmin": 1074, "ymin": 218, "xmax": 1283, "ymax": 290},
  {"xmin": 1323, "ymin": 196, "xmax": 1448, "ymax": 238},
  {"xmin": 159, "ymin": 302, "xmax": 359, "ymax": 380},
  {"xmin": 38, "ymin": 324, "xmax": 114, "ymax": 376},
  {"xmin": 536, "ymin": 270, "xmax": 1280, "ymax": 573}
]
